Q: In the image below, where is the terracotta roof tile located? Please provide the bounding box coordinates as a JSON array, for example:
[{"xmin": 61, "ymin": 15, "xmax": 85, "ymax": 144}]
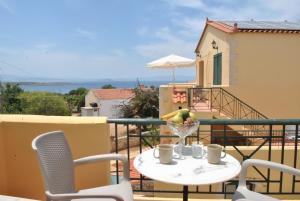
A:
[{"xmin": 91, "ymin": 89, "xmax": 134, "ymax": 100}]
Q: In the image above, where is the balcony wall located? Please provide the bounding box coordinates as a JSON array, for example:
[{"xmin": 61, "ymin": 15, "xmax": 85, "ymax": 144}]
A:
[
  {"xmin": 0, "ymin": 115, "xmax": 111, "ymax": 200},
  {"xmin": 159, "ymin": 85, "xmax": 216, "ymax": 119},
  {"xmin": 159, "ymin": 85, "xmax": 188, "ymax": 118},
  {"xmin": 0, "ymin": 119, "xmax": 7, "ymax": 193}
]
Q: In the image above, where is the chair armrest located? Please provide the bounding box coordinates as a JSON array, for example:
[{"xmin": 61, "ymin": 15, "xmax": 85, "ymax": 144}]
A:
[
  {"xmin": 46, "ymin": 190, "xmax": 124, "ymax": 201},
  {"xmin": 238, "ymin": 159, "xmax": 300, "ymax": 188},
  {"xmin": 74, "ymin": 154, "xmax": 130, "ymax": 180}
]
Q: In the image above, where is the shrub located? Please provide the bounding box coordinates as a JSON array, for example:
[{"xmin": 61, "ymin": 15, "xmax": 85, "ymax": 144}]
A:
[{"xmin": 20, "ymin": 92, "xmax": 71, "ymax": 116}]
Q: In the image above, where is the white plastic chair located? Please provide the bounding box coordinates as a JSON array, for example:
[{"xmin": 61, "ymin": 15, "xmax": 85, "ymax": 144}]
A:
[
  {"xmin": 32, "ymin": 131, "xmax": 133, "ymax": 201},
  {"xmin": 233, "ymin": 159, "xmax": 300, "ymax": 201}
]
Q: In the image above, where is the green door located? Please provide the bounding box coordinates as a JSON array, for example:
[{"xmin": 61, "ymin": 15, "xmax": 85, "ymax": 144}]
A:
[{"xmin": 213, "ymin": 53, "xmax": 222, "ymax": 85}]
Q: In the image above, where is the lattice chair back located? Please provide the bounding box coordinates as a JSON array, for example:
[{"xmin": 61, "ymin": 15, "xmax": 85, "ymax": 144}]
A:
[{"xmin": 32, "ymin": 131, "xmax": 76, "ymax": 194}]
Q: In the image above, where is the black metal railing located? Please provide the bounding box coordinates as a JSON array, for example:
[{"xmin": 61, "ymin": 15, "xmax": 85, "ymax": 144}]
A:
[
  {"xmin": 107, "ymin": 118, "xmax": 300, "ymax": 198},
  {"xmin": 187, "ymin": 88, "xmax": 268, "ymax": 120}
]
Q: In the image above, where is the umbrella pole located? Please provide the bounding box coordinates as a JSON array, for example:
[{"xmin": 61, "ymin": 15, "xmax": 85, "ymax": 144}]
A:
[{"xmin": 172, "ymin": 68, "xmax": 175, "ymax": 83}]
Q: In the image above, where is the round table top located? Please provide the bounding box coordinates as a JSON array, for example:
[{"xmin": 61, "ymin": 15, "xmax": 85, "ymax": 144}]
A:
[{"xmin": 133, "ymin": 147, "xmax": 241, "ymax": 186}]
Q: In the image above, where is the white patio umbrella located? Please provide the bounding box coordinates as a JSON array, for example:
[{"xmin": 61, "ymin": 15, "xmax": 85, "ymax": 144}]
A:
[{"xmin": 147, "ymin": 54, "xmax": 195, "ymax": 82}]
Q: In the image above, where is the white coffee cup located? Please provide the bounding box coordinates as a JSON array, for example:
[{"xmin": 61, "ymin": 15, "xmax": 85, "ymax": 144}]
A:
[
  {"xmin": 207, "ymin": 144, "xmax": 226, "ymax": 164},
  {"xmin": 153, "ymin": 144, "xmax": 173, "ymax": 164}
]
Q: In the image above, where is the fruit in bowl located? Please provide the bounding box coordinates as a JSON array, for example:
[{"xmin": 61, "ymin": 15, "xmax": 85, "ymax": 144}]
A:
[
  {"xmin": 161, "ymin": 108, "xmax": 198, "ymax": 125},
  {"xmin": 184, "ymin": 117, "xmax": 194, "ymax": 126},
  {"xmin": 161, "ymin": 108, "xmax": 199, "ymax": 159}
]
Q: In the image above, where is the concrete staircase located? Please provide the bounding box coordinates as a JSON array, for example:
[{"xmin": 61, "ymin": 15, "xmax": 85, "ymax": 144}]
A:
[
  {"xmin": 188, "ymin": 87, "xmax": 268, "ymax": 145},
  {"xmin": 188, "ymin": 87, "xmax": 267, "ymax": 120},
  {"xmin": 192, "ymin": 100, "xmax": 214, "ymax": 112}
]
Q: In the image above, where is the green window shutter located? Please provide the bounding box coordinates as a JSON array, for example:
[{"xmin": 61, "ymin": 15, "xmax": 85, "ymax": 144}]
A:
[
  {"xmin": 213, "ymin": 53, "xmax": 222, "ymax": 85},
  {"xmin": 217, "ymin": 53, "xmax": 222, "ymax": 84},
  {"xmin": 213, "ymin": 55, "xmax": 218, "ymax": 85}
]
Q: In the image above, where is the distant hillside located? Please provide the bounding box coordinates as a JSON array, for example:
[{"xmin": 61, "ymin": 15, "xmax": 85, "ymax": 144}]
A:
[
  {"xmin": 3, "ymin": 81, "xmax": 72, "ymax": 86},
  {"xmin": 0, "ymin": 73, "xmax": 194, "ymax": 83}
]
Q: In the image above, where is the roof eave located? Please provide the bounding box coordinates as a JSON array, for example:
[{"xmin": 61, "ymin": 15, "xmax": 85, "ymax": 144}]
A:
[
  {"xmin": 194, "ymin": 22, "xmax": 208, "ymax": 53},
  {"xmin": 238, "ymin": 28, "xmax": 300, "ymax": 33},
  {"xmin": 194, "ymin": 20, "xmax": 237, "ymax": 53}
]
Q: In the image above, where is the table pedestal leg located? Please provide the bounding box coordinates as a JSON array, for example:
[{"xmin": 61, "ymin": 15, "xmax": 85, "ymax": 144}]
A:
[{"xmin": 183, "ymin": 185, "xmax": 188, "ymax": 201}]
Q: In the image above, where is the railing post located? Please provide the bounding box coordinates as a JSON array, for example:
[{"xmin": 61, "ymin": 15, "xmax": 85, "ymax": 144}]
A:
[
  {"xmin": 138, "ymin": 125, "xmax": 143, "ymax": 191},
  {"xmin": 267, "ymin": 124, "xmax": 273, "ymax": 193},
  {"xmin": 126, "ymin": 124, "xmax": 130, "ymax": 176},
  {"xmin": 210, "ymin": 88, "xmax": 213, "ymax": 110},
  {"xmin": 292, "ymin": 124, "xmax": 299, "ymax": 193},
  {"xmin": 223, "ymin": 125, "xmax": 227, "ymax": 148},
  {"xmin": 279, "ymin": 124, "xmax": 286, "ymax": 193},
  {"xmin": 233, "ymin": 98, "xmax": 236, "ymax": 118},
  {"xmin": 187, "ymin": 88, "xmax": 191, "ymax": 108},
  {"xmin": 220, "ymin": 88, "xmax": 223, "ymax": 113},
  {"xmin": 210, "ymin": 124, "xmax": 213, "ymax": 144},
  {"xmin": 115, "ymin": 124, "xmax": 119, "ymax": 184}
]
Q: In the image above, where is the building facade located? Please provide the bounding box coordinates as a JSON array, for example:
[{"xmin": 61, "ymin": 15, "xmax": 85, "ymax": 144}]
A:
[
  {"xmin": 195, "ymin": 20, "xmax": 300, "ymax": 118},
  {"xmin": 84, "ymin": 88, "xmax": 134, "ymax": 118}
]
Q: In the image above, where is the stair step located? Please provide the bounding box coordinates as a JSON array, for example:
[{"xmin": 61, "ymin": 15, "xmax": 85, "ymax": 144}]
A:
[
  {"xmin": 191, "ymin": 108, "xmax": 218, "ymax": 113},
  {"xmin": 219, "ymin": 112, "xmax": 228, "ymax": 117}
]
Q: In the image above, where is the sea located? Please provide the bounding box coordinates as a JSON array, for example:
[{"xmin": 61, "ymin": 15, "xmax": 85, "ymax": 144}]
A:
[{"xmin": 19, "ymin": 80, "xmax": 170, "ymax": 94}]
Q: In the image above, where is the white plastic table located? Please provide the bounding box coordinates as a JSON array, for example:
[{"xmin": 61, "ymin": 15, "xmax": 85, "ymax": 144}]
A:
[{"xmin": 133, "ymin": 148, "xmax": 241, "ymax": 201}]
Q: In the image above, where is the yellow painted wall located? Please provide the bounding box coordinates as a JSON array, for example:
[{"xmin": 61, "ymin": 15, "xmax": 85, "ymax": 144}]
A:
[
  {"xmin": 159, "ymin": 85, "xmax": 187, "ymax": 118},
  {"xmin": 0, "ymin": 115, "xmax": 111, "ymax": 200},
  {"xmin": 227, "ymin": 32, "xmax": 300, "ymax": 118},
  {"xmin": 196, "ymin": 25, "xmax": 300, "ymax": 118},
  {"xmin": 196, "ymin": 26, "xmax": 231, "ymax": 87},
  {"xmin": 159, "ymin": 85, "xmax": 223, "ymax": 120},
  {"xmin": 154, "ymin": 146, "xmax": 300, "ymax": 200},
  {"xmin": 0, "ymin": 120, "xmax": 7, "ymax": 194}
]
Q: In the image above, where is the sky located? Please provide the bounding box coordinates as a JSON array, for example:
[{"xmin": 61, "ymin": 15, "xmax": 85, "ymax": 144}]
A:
[{"xmin": 0, "ymin": 0, "xmax": 300, "ymax": 81}]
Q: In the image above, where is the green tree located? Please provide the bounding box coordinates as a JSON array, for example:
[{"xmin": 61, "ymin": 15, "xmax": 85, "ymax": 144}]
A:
[
  {"xmin": 101, "ymin": 84, "xmax": 116, "ymax": 89},
  {"xmin": 0, "ymin": 83, "xmax": 23, "ymax": 114},
  {"xmin": 120, "ymin": 87, "xmax": 159, "ymax": 118},
  {"xmin": 20, "ymin": 92, "xmax": 70, "ymax": 116},
  {"xmin": 65, "ymin": 87, "xmax": 88, "ymax": 112}
]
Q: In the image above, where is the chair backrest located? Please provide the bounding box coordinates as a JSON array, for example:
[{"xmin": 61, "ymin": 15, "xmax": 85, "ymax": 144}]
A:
[{"xmin": 32, "ymin": 131, "xmax": 76, "ymax": 194}]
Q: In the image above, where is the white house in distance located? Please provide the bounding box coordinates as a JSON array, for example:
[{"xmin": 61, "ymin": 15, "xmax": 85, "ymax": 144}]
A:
[{"xmin": 83, "ymin": 88, "xmax": 134, "ymax": 118}]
